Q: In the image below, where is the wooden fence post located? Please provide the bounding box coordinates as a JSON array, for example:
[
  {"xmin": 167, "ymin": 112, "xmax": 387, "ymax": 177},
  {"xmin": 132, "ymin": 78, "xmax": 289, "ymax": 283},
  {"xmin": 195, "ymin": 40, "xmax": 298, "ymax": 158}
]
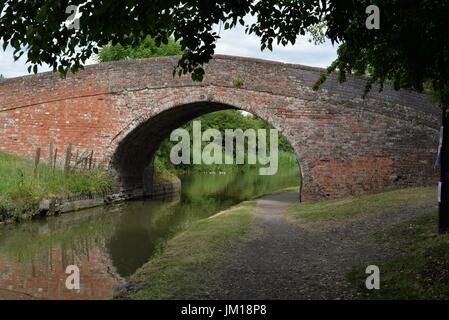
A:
[
  {"xmin": 48, "ymin": 143, "xmax": 53, "ymax": 169},
  {"xmin": 88, "ymin": 150, "xmax": 94, "ymax": 170},
  {"xmin": 53, "ymin": 148, "xmax": 58, "ymax": 173},
  {"xmin": 64, "ymin": 144, "xmax": 72, "ymax": 176},
  {"xmin": 34, "ymin": 147, "xmax": 41, "ymax": 176},
  {"xmin": 74, "ymin": 150, "xmax": 79, "ymax": 169}
]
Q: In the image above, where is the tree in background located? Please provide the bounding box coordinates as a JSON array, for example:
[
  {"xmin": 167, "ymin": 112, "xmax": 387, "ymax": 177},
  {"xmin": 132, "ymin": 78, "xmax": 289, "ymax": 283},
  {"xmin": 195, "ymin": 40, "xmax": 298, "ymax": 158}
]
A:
[
  {"xmin": 0, "ymin": 74, "xmax": 5, "ymax": 81},
  {"xmin": 155, "ymin": 110, "xmax": 296, "ymax": 176},
  {"xmin": 97, "ymin": 36, "xmax": 183, "ymax": 62},
  {"xmin": 1, "ymin": 0, "xmax": 448, "ymax": 231}
]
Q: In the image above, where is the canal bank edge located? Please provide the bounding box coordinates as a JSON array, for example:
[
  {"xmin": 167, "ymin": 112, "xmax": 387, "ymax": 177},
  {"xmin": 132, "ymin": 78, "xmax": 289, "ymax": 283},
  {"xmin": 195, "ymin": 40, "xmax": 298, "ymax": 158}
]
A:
[
  {"xmin": 0, "ymin": 177, "xmax": 181, "ymax": 225},
  {"xmin": 114, "ymin": 200, "xmax": 257, "ymax": 300}
]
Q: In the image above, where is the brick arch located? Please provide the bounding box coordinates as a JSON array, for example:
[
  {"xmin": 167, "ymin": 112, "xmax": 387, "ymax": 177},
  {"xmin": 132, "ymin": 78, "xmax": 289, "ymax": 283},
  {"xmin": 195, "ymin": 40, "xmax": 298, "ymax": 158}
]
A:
[
  {"xmin": 109, "ymin": 99, "xmax": 307, "ymax": 200},
  {"xmin": 0, "ymin": 55, "xmax": 441, "ymax": 201}
]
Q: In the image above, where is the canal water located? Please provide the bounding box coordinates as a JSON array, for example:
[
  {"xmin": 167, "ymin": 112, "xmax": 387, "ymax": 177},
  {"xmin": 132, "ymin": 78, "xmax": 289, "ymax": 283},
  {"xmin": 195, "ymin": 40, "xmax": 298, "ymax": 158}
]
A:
[{"xmin": 0, "ymin": 167, "xmax": 299, "ymax": 299}]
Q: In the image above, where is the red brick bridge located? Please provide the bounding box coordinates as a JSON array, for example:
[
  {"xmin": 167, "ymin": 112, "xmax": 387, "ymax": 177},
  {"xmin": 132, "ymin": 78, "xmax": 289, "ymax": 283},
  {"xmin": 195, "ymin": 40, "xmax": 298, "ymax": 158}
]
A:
[{"xmin": 0, "ymin": 55, "xmax": 440, "ymax": 200}]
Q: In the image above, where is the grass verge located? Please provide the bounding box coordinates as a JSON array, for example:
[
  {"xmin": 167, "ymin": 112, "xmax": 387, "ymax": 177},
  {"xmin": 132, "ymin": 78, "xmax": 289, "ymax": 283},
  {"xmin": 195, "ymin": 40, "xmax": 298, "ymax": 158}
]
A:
[
  {"xmin": 286, "ymin": 186, "xmax": 435, "ymax": 224},
  {"xmin": 116, "ymin": 201, "xmax": 256, "ymax": 299},
  {"xmin": 285, "ymin": 185, "xmax": 449, "ymax": 299},
  {"xmin": 0, "ymin": 151, "xmax": 113, "ymax": 215},
  {"xmin": 347, "ymin": 213, "xmax": 449, "ymax": 299}
]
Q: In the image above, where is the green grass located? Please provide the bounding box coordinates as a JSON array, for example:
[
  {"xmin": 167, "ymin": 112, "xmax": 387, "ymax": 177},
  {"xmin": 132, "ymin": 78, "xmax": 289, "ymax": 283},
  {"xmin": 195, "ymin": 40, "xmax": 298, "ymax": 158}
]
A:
[
  {"xmin": 117, "ymin": 201, "xmax": 256, "ymax": 299},
  {"xmin": 286, "ymin": 186, "xmax": 435, "ymax": 223},
  {"xmin": 0, "ymin": 151, "xmax": 113, "ymax": 214},
  {"xmin": 285, "ymin": 185, "xmax": 448, "ymax": 299},
  {"xmin": 347, "ymin": 213, "xmax": 449, "ymax": 299},
  {"xmin": 153, "ymin": 156, "xmax": 178, "ymax": 181}
]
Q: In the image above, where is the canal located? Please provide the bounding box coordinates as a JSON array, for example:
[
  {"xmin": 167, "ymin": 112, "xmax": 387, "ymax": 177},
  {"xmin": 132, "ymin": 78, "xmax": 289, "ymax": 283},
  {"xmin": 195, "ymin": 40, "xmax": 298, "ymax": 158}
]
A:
[{"xmin": 0, "ymin": 166, "xmax": 299, "ymax": 299}]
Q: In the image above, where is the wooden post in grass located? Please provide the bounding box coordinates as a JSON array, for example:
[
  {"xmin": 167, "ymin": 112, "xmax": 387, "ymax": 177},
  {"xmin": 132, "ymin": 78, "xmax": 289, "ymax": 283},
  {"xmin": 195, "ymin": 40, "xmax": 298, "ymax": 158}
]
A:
[
  {"xmin": 64, "ymin": 144, "xmax": 72, "ymax": 176},
  {"xmin": 53, "ymin": 148, "xmax": 58, "ymax": 173},
  {"xmin": 48, "ymin": 143, "xmax": 53, "ymax": 169},
  {"xmin": 88, "ymin": 150, "xmax": 94, "ymax": 170},
  {"xmin": 33, "ymin": 147, "xmax": 41, "ymax": 176},
  {"xmin": 74, "ymin": 150, "xmax": 79, "ymax": 169}
]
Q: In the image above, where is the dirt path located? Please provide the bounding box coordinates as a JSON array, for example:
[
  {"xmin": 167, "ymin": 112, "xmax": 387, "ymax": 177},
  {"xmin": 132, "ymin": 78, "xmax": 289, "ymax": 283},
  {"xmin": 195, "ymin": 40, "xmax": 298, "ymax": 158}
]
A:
[{"xmin": 209, "ymin": 192, "xmax": 436, "ymax": 300}]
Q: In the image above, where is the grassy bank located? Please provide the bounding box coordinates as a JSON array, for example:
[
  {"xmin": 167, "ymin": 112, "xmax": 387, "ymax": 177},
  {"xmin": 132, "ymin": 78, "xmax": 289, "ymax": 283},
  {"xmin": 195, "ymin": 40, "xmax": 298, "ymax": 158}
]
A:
[
  {"xmin": 0, "ymin": 151, "xmax": 113, "ymax": 215},
  {"xmin": 286, "ymin": 186, "xmax": 435, "ymax": 224},
  {"xmin": 117, "ymin": 201, "xmax": 256, "ymax": 299},
  {"xmin": 284, "ymin": 185, "xmax": 447, "ymax": 299},
  {"xmin": 347, "ymin": 212, "xmax": 449, "ymax": 299}
]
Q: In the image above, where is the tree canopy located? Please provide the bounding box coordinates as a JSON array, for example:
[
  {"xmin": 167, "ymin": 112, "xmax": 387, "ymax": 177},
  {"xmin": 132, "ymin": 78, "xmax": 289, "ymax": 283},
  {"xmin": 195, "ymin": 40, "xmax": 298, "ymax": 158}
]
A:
[
  {"xmin": 316, "ymin": 0, "xmax": 449, "ymax": 107},
  {"xmin": 1, "ymin": 1, "xmax": 448, "ymax": 104},
  {"xmin": 0, "ymin": 1, "xmax": 324, "ymax": 81}
]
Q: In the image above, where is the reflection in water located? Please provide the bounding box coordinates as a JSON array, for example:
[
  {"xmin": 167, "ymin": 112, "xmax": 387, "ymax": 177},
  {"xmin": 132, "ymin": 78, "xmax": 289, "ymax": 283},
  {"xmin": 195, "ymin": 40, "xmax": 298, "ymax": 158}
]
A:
[{"xmin": 0, "ymin": 166, "xmax": 299, "ymax": 299}]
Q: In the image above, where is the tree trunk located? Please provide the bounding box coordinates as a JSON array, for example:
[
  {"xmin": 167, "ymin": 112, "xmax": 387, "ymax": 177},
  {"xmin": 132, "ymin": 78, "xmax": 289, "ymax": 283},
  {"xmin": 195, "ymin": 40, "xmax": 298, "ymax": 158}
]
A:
[{"xmin": 439, "ymin": 106, "xmax": 449, "ymax": 233}]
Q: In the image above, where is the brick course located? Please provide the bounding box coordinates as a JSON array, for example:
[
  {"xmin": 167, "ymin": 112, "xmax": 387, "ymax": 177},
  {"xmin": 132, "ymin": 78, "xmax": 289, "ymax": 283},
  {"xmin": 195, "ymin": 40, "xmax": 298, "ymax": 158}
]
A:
[{"xmin": 0, "ymin": 55, "xmax": 441, "ymax": 200}]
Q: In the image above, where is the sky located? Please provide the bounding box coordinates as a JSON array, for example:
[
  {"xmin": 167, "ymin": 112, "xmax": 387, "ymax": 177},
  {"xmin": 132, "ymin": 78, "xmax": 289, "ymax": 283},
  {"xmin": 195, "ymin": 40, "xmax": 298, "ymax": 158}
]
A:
[{"xmin": 0, "ymin": 22, "xmax": 337, "ymax": 79}]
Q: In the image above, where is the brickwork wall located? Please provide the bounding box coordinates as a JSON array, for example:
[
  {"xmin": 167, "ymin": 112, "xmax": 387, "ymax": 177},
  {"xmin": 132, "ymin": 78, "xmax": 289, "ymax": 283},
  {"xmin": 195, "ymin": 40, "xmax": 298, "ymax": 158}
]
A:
[{"xmin": 0, "ymin": 55, "xmax": 440, "ymax": 200}]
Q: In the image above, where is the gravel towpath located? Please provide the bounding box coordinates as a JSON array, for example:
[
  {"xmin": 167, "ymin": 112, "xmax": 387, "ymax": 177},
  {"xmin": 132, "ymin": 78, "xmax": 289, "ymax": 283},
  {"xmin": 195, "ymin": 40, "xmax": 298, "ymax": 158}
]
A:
[{"xmin": 209, "ymin": 191, "xmax": 435, "ymax": 299}]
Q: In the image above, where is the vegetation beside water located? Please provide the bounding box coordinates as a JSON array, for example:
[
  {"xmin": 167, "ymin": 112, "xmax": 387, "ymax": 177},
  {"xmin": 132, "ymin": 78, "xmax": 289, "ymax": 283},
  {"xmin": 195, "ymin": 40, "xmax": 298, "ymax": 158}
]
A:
[
  {"xmin": 117, "ymin": 201, "xmax": 256, "ymax": 299},
  {"xmin": 154, "ymin": 109, "xmax": 298, "ymax": 178},
  {"xmin": 0, "ymin": 151, "xmax": 113, "ymax": 218}
]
